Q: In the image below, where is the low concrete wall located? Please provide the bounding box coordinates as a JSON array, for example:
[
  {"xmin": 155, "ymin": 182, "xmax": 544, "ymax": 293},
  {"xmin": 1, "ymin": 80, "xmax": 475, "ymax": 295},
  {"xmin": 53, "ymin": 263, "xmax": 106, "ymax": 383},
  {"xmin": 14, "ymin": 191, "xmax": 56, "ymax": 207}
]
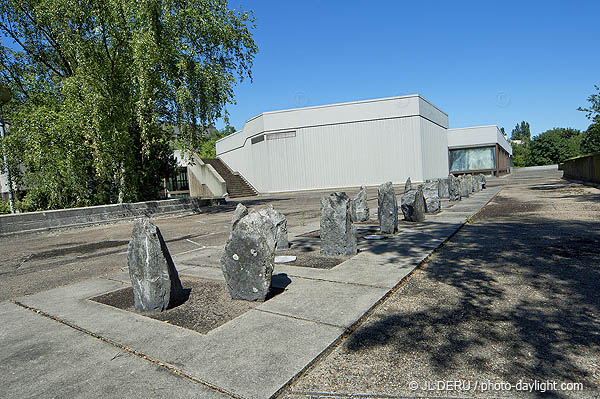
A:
[
  {"xmin": 560, "ymin": 154, "xmax": 600, "ymax": 184},
  {"xmin": 0, "ymin": 197, "xmax": 224, "ymax": 236}
]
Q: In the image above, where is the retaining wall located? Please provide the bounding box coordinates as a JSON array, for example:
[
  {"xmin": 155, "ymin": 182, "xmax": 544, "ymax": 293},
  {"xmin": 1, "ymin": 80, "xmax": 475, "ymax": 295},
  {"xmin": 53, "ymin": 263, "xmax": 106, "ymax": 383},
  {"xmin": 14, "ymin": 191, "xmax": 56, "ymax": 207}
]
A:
[
  {"xmin": 560, "ymin": 153, "xmax": 600, "ymax": 184},
  {"xmin": 0, "ymin": 197, "xmax": 224, "ymax": 236}
]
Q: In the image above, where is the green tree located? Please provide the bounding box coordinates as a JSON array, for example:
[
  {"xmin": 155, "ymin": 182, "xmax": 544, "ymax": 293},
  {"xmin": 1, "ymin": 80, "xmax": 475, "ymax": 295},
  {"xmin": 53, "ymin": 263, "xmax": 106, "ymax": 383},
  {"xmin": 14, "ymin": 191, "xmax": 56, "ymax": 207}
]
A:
[
  {"xmin": 0, "ymin": 198, "xmax": 10, "ymax": 214},
  {"xmin": 581, "ymin": 124, "xmax": 600, "ymax": 154},
  {"xmin": 511, "ymin": 142, "xmax": 531, "ymax": 167},
  {"xmin": 578, "ymin": 85, "xmax": 600, "ymax": 155},
  {"xmin": 511, "ymin": 121, "xmax": 531, "ymax": 142},
  {"xmin": 199, "ymin": 125, "xmax": 235, "ymax": 158},
  {"xmin": 0, "ymin": 0, "xmax": 257, "ymax": 210},
  {"xmin": 578, "ymin": 85, "xmax": 600, "ymax": 125},
  {"xmin": 529, "ymin": 128, "xmax": 583, "ymax": 165}
]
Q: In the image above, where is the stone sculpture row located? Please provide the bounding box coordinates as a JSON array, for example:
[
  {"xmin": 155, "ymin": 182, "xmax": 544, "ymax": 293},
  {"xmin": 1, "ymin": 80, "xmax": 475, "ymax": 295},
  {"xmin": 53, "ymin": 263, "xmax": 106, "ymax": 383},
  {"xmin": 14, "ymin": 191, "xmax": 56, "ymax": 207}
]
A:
[{"xmin": 126, "ymin": 173, "xmax": 487, "ymax": 308}]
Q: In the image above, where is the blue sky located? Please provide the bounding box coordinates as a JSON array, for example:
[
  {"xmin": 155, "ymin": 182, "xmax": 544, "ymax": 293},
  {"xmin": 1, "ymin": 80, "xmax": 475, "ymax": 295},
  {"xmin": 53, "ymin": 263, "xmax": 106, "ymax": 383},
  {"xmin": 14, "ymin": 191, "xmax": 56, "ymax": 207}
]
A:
[{"xmin": 220, "ymin": 0, "xmax": 600, "ymax": 137}]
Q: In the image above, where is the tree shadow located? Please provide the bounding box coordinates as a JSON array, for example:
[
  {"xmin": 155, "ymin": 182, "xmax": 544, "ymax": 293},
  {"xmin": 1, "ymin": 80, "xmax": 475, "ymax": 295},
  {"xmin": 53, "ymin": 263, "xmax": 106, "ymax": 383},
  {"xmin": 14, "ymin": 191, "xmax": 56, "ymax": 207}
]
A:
[{"xmin": 343, "ymin": 211, "xmax": 600, "ymax": 396}]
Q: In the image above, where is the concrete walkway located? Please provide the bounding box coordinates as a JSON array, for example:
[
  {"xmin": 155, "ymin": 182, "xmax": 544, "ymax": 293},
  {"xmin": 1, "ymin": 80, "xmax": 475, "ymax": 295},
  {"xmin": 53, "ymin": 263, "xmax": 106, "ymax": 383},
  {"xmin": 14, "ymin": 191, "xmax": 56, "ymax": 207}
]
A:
[
  {"xmin": 282, "ymin": 168, "xmax": 600, "ymax": 399},
  {"xmin": 2, "ymin": 186, "xmax": 501, "ymax": 399}
]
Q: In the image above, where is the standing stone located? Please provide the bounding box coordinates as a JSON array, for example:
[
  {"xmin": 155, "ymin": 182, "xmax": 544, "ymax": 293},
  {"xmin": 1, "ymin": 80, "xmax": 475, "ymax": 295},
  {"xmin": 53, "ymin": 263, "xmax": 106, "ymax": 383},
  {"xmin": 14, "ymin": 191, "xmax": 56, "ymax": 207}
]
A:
[
  {"xmin": 422, "ymin": 181, "xmax": 441, "ymax": 213},
  {"xmin": 378, "ymin": 182, "xmax": 398, "ymax": 234},
  {"xmin": 320, "ymin": 192, "xmax": 357, "ymax": 256},
  {"xmin": 351, "ymin": 186, "xmax": 370, "ymax": 222},
  {"xmin": 472, "ymin": 174, "xmax": 481, "ymax": 192},
  {"xmin": 229, "ymin": 203, "xmax": 248, "ymax": 238},
  {"xmin": 438, "ymin": 178, "xmax": 450, "ymax": 199},
  {"xmin": 468, "ymin": 174, "xmax": 476, "ymax": 193},
  {"xmin": 401, "ymin": 186, "xmax": 426, "ymax": 222},
  {"xmin": 448, "ymin": 174, "xmax": 461, "ymax": 201},
  {"xmin": 221, "ymin": 211, "xmax": 276, "ymax": 301},
  {"xmin": 477, "ymin": 174, "xmax": 487, "ymax": 189},
  {"xmin": 404, "ymin": 177, "xmax": 412, "ymax": 193},
  {"xmin": 458, "ymin": 175, "xmax": 470, "ymax": 198},
  {"xmin": 128, "ymin": 218, "xmax": 185, "ymax": 312},
  {"xmin": 258, "ymin": 205, "xmax": 289, "ymax": 249}
]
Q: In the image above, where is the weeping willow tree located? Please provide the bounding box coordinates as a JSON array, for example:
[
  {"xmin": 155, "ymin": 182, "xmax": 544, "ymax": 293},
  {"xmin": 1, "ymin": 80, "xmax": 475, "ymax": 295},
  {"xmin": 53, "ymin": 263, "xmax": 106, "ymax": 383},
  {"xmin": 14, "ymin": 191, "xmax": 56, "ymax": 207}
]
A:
[{"xmin": 0, "ymin": 0, "xmax": 257, "ymax": 210}]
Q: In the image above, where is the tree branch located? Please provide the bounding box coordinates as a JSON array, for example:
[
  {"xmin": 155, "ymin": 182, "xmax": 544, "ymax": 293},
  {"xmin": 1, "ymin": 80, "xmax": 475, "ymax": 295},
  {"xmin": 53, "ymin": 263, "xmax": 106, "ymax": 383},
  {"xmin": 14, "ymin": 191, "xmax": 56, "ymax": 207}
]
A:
[
  {"xmin": 0, "ymin": 22, "xmax": 65, "ymax": 78},
  {"xmin": 19, "ymin": 7, "xmax": 74, "ymax": 76}
]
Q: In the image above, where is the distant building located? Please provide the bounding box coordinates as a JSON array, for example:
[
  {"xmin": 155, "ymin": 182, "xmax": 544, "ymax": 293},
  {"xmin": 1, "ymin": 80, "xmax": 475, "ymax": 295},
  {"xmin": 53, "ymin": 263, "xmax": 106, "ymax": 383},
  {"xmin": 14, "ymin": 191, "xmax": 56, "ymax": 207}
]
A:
[
  {"xmin": 447, "ymin": 125, "xmax": 512, "ymax": 176},
  {"xmin": 216, "ymin": 95, "xmax": 450, "ymax": 193}
]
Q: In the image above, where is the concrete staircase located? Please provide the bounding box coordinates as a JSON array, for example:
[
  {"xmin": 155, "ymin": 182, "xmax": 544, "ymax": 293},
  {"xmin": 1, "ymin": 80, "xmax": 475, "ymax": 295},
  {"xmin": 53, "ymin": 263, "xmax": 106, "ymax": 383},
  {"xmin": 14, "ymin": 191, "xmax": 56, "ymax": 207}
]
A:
[{"xmin": 201, "ymin": 158, "xmax": 257, "ymax": 198}]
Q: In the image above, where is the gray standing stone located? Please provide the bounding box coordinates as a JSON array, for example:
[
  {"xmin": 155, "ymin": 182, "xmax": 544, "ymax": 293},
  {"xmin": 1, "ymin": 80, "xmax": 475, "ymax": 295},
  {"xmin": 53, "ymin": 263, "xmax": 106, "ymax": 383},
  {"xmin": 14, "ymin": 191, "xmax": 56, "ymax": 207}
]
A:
[
  {"xmin": 404, "ymin": 177, "xmax": 412, "ymax": 193},
  {"xmin": 448, "ymin": 175, "xmax": 461, "ymax": 201},
  {"xmin": 401, "ymin": 186, "xmax": 426, "ymax": 222},
  {"xmin": 258, "ymin": 205, "xmax": 288, "ymax": 249},
  {"xmin": 422, "ymin": 181, "xmax": 441, "ymax": 213},
  {"xmin": 221, "ymin": 211, "xmax": 276, "ymax": 301},
  {"xmin": 477, "ymin": 174, "xmax": 487, "ymax": 189},
  {"xmin": 320, "ymin": 192, "xmax": 357, "ymax": 256},
  {"xmin": 128, "ymin": 218, "xmax": 185, "ymax": 312},
  {"xmin": 378, "ymin": 182, "xmax": 398, "ymax": 234},
  {"xmin": 351, "ymin": 186, "xmax": 370, "ymax": 222},
  {"xmin": 458, "ymin": 175, "xmax": 470, "ymax": 198},
  {"xmin": 472, "ymin": 174, "xmax": 481, "ymax": 192},
  {"xmin": 438, "ymin": 178, "xmax": 450, "ymax": 199},
  {"xmin": 229, "ymin": 203, "xmax": 248, "ymax": 238},
  {"xmin": 467, "ymin": 174, "xmax": 476, "ymax": 193}
]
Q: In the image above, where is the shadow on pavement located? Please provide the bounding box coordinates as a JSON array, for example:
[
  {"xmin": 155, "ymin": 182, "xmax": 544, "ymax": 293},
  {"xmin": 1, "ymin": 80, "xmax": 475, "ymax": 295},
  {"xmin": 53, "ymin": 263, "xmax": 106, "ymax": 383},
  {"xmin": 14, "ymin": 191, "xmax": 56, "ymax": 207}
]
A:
[{"xmin": 343, "ymin": 205, "xmax": 600, "ymax": 394}]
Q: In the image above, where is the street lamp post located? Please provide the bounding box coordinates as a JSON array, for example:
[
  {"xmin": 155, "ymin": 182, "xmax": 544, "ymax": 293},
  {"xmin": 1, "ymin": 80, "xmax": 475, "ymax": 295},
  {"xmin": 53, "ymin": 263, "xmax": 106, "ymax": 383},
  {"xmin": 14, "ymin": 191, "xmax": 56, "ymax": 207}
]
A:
[{"xmin": 0, "ymin": 84, "xmax": 15, "ymax": 214}]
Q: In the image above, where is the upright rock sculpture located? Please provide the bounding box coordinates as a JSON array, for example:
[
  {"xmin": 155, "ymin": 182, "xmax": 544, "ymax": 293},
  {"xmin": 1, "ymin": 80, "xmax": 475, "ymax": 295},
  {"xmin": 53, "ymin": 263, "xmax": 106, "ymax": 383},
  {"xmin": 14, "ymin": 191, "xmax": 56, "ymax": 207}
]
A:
[
  {"xmin": 458, "ymin": 175, "xmax": 470, "ymax": 198},
  {"xmin": 422, "ymin": 181, "xmax": 441, "ymax": 213},
  {"xmin": 477, "ymin": 174, "xmax": 487, "ymax": 189},
  {"xmin": 351, "ymin": 186, "xmax": 370, "ymax": 222},
  {"xmin": 448, "ymin": 174, "xmax": 461, "ymax": 201},
  {"xmin": 128, "ymin": 218, "xmax": 185, "ymax": 312},
  {"xmin": 404, "ymin": 177, "xmax": 412, "ymax": 193},
  {"xmin": 378, "ymin": 182, "xmax": 398, "ymax": 234},
  {"xmin": 258, "ymin": 205, "xmax": 288, "ymax": 249},
  {"xmin": 221, "ymin": 210, "xmax": 276, "ymax": 301},
  {"xmin": 438, "ymin": 178, "xmax": 450, "ymax": 199},
  {"xmin": 472, "ymin": 174, "xmax": 481, "ymax": 192},
  {"xmin": 401, "ymin": 186, "xmax": 426, "ymax": 222},
  {"xmin": 320, "ymin": 192, "xmax": 357, "ymax": 256},
  {"xmin": 229, "ymin": 203, "xmax": 249, "ymax": 238},
  {"xmin": 467, "ymin": 174, "xmax": 476, "ymax": 193}
]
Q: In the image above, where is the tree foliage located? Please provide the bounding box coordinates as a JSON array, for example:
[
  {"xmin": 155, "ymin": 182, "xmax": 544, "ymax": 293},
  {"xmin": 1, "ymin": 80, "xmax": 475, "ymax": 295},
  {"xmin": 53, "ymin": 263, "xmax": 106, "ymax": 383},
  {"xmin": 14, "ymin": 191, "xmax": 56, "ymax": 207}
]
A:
[
  {"xmin": 511, "ymin": 142, "xmax": 530, "ymax": 167},
  {"xmin": 578, "ymin": 85, "xmax": 600, "ymax": 125},
  {"xmin": 198, "ymin": 125, "xmax": 235, "ymax": 158},
  {"xmin": 581, "ymin": 124, "xmax": 600, "ymax": 154},
  {"xmin": 529, "ymin": 128, "xmax": 582, "ymax": 166},
  {"xmin": 578, "ymin": 86, "xmax": 600, "ymax": 155},
  {"xmin": 511, "ymin": 121, "xmax": 531, "ymax": 142},
  {"xmin": 0, "ymin": 0, "xmax": 257, "ymax": 210}
]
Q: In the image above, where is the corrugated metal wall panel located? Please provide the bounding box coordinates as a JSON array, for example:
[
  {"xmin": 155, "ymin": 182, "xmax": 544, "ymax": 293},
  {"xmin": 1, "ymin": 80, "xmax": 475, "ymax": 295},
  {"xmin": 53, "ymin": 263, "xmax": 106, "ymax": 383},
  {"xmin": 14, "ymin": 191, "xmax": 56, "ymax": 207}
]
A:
[
  {"xmin": 420, "ymin": 118, "xmax": 450, "ymax": 180},
  {"xmin": 219, "ymin": 115, "xmax": 450, "ymax": 193}
]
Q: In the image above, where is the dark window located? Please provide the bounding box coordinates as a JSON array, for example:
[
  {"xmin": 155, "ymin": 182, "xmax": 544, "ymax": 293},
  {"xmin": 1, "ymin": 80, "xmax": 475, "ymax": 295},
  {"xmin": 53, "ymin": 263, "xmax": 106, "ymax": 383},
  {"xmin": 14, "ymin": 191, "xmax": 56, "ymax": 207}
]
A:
[
  {"xmin": 251, "ymin": 135, "xmax": 265, "ymax": 144},
  {"xmin": 166, "ymin": 167, "xmax": 189, "ymax": 192}
]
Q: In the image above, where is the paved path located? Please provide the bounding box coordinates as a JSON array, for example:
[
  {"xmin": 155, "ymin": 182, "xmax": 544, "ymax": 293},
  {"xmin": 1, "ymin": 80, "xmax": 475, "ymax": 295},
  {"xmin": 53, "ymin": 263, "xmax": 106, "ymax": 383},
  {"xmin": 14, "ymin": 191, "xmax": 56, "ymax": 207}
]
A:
[
  {"xmin": 3, "ymin": 168, "xmax": 597, "ymax": 398},
  {"xmin": 281, "ymin": 167, "xmax": 600, "ymax": 398},
  {"xmin": 2, "ymin": 180, "xmax": 500, "ymax": 399},
  {"xmin": 0, "ymin": 185, "xmax": 387, "ymax": 302}
]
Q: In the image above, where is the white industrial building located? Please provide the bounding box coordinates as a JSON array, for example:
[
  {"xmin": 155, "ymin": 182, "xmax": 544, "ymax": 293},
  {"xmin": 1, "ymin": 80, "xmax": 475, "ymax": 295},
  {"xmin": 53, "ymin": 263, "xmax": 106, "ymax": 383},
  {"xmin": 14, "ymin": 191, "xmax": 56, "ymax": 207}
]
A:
[{"xmin": 216, "ymin": 95, "xmax": 450, "ymax": 193}]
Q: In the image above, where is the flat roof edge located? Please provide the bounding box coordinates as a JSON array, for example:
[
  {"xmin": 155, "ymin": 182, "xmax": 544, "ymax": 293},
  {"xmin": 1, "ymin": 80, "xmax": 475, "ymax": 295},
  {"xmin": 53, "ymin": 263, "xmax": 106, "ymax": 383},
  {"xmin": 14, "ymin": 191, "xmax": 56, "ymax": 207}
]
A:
[{"xmin": 448, "ymin": 125, "xmax": 499, "ymax": 131}]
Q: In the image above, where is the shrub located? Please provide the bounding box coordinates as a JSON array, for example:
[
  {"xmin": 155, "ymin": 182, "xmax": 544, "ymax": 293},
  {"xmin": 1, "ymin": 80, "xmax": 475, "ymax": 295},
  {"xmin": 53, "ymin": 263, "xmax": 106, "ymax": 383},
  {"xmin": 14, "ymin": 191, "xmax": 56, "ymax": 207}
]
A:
[{"xmin": 0, "ymin": 199, "xmax": 10, "ymax": 214}]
